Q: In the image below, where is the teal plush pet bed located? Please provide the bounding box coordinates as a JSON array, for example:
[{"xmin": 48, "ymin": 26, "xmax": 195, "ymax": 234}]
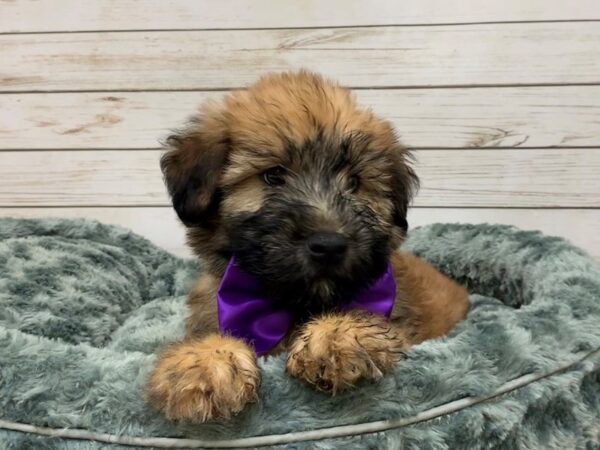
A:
[{"xmin": 1, "ymin": 218, "xmax": 599, "ymax": 449}]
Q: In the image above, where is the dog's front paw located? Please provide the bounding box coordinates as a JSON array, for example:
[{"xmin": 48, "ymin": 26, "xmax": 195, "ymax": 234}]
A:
[
  {"xmin": 286, "ymin": 312, "xmax": 407, "ymax": 394},
  {"xmin": 146, "ymin": 335, "xmax": 259, "ymax": 422}
]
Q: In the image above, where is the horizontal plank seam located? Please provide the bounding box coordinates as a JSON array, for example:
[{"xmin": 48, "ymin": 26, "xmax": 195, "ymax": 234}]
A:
[
  {"xmin": 0, "ymin": 148, "xmax": 165, "ymax": 153},
  {"xmin": 410, "ymin": 146, "xmax": 600, "ymax": 151},
  {"xmin": 1, "ymin": 18, "xmax": 600, "ymax": 36},
  {"xmin": 1, "ymin": 205, "xmax": 599, "ymax": 211},
  {"xmin": 2, "ymin": 147, "xmax": 600, "ymax": 153},
  {"xmin": 4, "ymin": 82, "xmax": 600, "ymax": 94}
]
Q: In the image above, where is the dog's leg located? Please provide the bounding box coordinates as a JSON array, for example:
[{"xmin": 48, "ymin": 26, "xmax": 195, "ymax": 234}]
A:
[
  {"xmin": 286, "ymin": 253, "xmax": 469, "ymax": 394},
  {"xmin": 391, "ymin": 251, "xmax": 470, "ymax": 343},
  {"xmin": 147, "ymin": 274, "xmax": 259, "ymax": 422},
  {"xmin": 285, "ymin": 311, "xmax": 409, "ymax": 393},
  {"xmin": 146, "ymin": 334, "xmax": 259, "ymax": 422}
]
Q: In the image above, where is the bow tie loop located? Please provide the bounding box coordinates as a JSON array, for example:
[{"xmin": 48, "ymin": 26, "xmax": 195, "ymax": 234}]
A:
[{"xmin": 217, "ymin": 258, "xmax": 396, "ymax": 356}]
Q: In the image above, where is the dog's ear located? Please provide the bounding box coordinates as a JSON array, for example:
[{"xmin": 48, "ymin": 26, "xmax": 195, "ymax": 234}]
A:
[
  {"xmin": 390, "ymin": 149, "xmax": 419, "ymax": 232},
  {"xmin": 160, "ymin": 123, "xmax": 229, "ymax": 228}
]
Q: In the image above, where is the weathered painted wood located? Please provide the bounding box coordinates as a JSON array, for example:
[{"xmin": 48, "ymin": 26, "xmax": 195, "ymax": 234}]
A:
[
  {"xmin": 2, "ymin": 0, "xmax": 598, "ymax": 33},
  {"xmin": 0, "ymin": 206, "xmax": 191, "ymax": 257},
  {"xmin": 2, "ymin": 23, "xmax": 599, "ymax": 91},
  {"xmin": 408, "ymin": 208, "xmax": 600, "ymax": 264},
  {"xmin": 2, "ymin": 86, "xmax": 600, "ymax": 149},
  {"xmin": 2, "ymin": 1, "xmax": 599, "ymax": 264},
  {"xmin": 1, "ymin": 148, "xmax": 598, "ymax": 207},
  {"xmin": 2, "ymin": 206, "xmax": 598, "ymax": 261}
]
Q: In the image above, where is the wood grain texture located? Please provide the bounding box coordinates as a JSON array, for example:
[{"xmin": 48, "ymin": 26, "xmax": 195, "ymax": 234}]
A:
[
  {"xmin": 3, "ymin": 206, "xmax": 599, "ymax": 261},
  {"xmin": 2, "ymin": 0, "xmax": 598, "ymax": 33},
  {"xmin": 2, "ymin": 22, "xmax": 600, "ymax": 91},
  {"xmin": 0, "ymin": 150, "xmax": 164, "ymax": 206},
  {"xmin": 0, "ymin": 207, "xmax": 191, "ymax": 257},
  {"xmin": 2, "ymin": 86, "xmax": 600, "ymax": 149},
  {"xmin": 407, "ymin": 208, "xmax": 600, "ymax": 264},
  {"xmin": 1, "ymin": 149, "xmax": 598, "ymax": 208},
  {"xmin": 2, "ymin": 1, "xmax": 599, "ymax": 262}
]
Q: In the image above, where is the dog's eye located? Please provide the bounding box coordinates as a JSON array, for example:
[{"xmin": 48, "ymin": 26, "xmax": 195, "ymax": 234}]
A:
[
  {"xmin": 262, "ymin": 166, "xmax": 286, "ymax": 186},
  {"xmin": 347, "ymin": 175, "xmax": 360, "ymax": 193}
]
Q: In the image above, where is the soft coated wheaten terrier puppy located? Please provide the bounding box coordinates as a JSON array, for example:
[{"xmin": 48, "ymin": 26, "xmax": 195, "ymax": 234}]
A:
[{"xmin": 146, "ymin": 71, "xmax": 468, "ymax": 422}]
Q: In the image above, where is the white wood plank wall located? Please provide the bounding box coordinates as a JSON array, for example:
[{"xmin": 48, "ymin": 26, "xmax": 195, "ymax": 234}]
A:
[{"xmin": 1, "ymin": 1, "xmax": 599, "ymax": 260}]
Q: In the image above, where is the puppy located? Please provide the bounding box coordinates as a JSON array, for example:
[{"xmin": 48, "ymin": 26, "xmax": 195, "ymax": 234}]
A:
[{"xmin": 146, "ymin": 71, "xmax": 468, "ymax": 422}]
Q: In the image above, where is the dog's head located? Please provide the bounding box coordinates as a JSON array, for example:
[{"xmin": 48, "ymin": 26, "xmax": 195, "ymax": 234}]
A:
[{"xmin": 161, "ymin": 71, "xmax": 418, "ymax": 316}]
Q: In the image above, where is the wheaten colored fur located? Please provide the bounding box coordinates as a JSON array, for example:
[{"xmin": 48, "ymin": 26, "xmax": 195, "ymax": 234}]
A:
[{"xmin": 147, "ymin": 71, "xmax": 468, "ymax": 422}]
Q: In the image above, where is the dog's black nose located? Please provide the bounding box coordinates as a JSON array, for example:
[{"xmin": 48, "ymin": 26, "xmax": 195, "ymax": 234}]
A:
[{"xmin": 306, "ymin": 232, "xmax": 348, "ymax": 262}]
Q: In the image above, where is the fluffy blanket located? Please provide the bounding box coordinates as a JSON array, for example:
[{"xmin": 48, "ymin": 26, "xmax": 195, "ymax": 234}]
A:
[{"xmin": 0, "ymin": 218, "xmax": 599, "ymax": 449}]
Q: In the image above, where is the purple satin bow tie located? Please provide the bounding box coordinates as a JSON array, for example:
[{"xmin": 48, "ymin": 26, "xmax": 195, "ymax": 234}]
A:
[{"xmin": 217, "ymin": 257, "xmax": 396, "ymax": 356}]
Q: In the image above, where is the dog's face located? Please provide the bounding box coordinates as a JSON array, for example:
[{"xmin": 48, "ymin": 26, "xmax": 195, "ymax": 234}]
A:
[{"xmin": 161, "ymin": 71, "xmax": 418, "ymax": 317}]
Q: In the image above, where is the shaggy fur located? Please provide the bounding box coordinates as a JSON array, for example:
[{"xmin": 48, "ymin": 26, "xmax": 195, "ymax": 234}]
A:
[
  {"xmin": 149, "ymin": 71, "xmax": 468, "ymax": 421},
  {"xmin": 1, "ymin": 218, "xmax": 599, "ymax": 449}
]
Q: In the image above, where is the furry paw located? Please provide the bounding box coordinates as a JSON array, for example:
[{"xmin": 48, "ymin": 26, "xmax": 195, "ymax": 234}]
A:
[
  {"xmin": 146, "ymin": 335, "xmax": 259, "ymax": 422},
  {"xmin": 286, "ymin": 312, "xmax": 406, "ymax": 394}
]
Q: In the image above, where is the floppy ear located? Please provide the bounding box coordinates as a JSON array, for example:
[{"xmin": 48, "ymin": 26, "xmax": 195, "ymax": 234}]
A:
[
  {"xmin": 160, "ymin": 126, "xmax": 229, "ymax": 228},
  {"xmin": 390, "ymin": 150, "xmax": 419, "ymax": 232}
]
